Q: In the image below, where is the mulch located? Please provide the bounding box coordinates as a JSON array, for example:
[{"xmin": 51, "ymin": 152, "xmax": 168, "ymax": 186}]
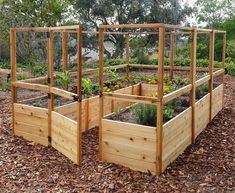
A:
[{"xmin": 0, "ymin": 75, "xmax": 234, "ymax": 192}]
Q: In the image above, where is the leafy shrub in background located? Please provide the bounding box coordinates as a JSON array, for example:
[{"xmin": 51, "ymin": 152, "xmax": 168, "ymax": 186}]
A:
[
  {"xmin": 30, "ymin": 65, "xmax": 47, "ymax": 77},
  {"xmin": 225, "ymin": 62, "xmax": 235, "ymax": 76},
  {"xmin": 56, "ymin": 71, "xmax": 71, "ymax": 91}
]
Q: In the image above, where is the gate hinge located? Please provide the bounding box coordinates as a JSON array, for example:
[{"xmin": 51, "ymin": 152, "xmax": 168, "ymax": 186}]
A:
[
  {"xmin": 48, "ymin": 136, "xmax": 52, "ymax": 142},
  {"xmin": 99, "ymin": 91, "xmax": 103, "ymax": 97},
  {"xmin": 73, "ymin": 95, "xmax": 79, "ymax": 102},
  {"xmin": 47, "ymin": 93, "xmax": 51, "ymax": 99},
  {"xmin": 47, "ymin": 77, "xmax": 51, "ymax": 84}
]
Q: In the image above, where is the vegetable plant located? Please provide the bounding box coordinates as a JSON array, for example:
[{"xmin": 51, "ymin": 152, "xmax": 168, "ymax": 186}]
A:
[
  {"xmin": 82, "ymin": 78, "xmax": 93, "ymax": 97},
  {"xmin": 56, "ymin": 71, "xmax": 71, "ymax": 91}
]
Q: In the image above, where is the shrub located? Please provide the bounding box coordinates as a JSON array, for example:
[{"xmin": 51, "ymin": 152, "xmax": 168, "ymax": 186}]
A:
[
  {"xmin": 30, "ymin": 65, "xmax": 47, "ymax": 77},
  {"xmin": 56, "ymin": 71, "xmax": 71, "ymax": 91},
  {"xmin": 225, "ymin": 62, "xmax": 235, "ymax": 76},
  {"xmin": 131, "ymin": 104, "xmax": 175, "ymax": 126}
]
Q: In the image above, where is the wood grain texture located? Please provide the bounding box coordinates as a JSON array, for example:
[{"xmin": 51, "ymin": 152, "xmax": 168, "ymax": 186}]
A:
[
  {"xmin": 162, "ymin": 107, "xmax": 192, "ymax": 171},
  {"xmin": 212, "ymin": 84, "xmax": 223, "ymax": 119},
  {"xmin": 195, "ymin": 94, "xmax": 210, "ymax": 138},
  {"xmin": 102, "ymin": 119, "xmax": 156, "ymax": 174},
  {"xmin": 51, "ymin": 111, "xmax": 78, "ymax": 164},
  {"xmin": 13, "ymin": 104, "xmax": 48, "ymax": 146}
]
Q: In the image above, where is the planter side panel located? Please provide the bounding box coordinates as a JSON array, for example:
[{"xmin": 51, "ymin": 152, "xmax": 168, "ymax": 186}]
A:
[
  {"xmin": 51, "ymin": 111, "xmax": 78, "ymax": 164},
  {"xmin": 195, "ymin": 94, "xmax": 210, "ymax": 138},
  {"xmin": 14, "ymin": 103, "xmax": 49, "ymax": 146},
  {"xmin": 141, "ymin": 83, "xmax": 158, "ymax": 96},
  {"xmin": 162, "ymin": 107, "xmax": 192, "ymax": 171},
  {"xmin": 102, "ymin": 119, "xmax": 156, "ymax": 174},
  {"xmin": 212, "ymin": 84, "xmax": 223, "ymax": 119}
]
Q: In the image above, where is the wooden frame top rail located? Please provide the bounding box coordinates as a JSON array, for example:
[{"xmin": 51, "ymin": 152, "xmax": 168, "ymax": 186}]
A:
[
  {"xmin": 12, "ymin": 81, "xmax": 49, "ymax": 92},
  {"xmin": 163, "ymin": 84, "xmax": 192, "ymax": 104},
  {"xmin": 195, "ymin": 75, "xmax": 210, "ymax": 87},
  {"xmin": 103, "ymin": 92, "xmax": 160, "ymax": 105},
  {"xmin": 11, "ymin": 25, "xmax": 81, "ymax": 33},
  {"xmin": 213, "ymin": 69, "xmax": 224, "ymax": 77},
  {"xmin": 99, "ymin": 23, "xmax": 226, "ymax": 33},
  {"xmin": 51, "ymin": 87, "xmax": 78, "ymax": 101}
]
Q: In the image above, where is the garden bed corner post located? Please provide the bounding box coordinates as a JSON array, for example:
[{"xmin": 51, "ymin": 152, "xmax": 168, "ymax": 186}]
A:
[
  {"xmin": 209, "ymin": 31, "xmax": 215, "ymax": 122},
  {"xmin": 190, "ymin": 29, "xmax": 197, "ymax": 143},
  {"xmin": 98, "ymin": 27, "xmax": 104, "ymax": 161},
  {"xmin": 156, "ymin": 26, "xmax": 165, "ymax": 175},
  {"xmin": 10, "ymin": 28, "xmax": 17, "ymax": 134},
  {"xmin": 125, "ymin": 33, "xmax": 130, "ymax": 79},
  {"xmin": 77, "ymin": 26, "xmax": 83, "ymax": 164},
  {"xmin": 48, "ymin": 30, "xmax": 54, "ymax": 146},
  {"xmin": 169, "ymin": 32, "xmax": 174, "ymax": 80}
]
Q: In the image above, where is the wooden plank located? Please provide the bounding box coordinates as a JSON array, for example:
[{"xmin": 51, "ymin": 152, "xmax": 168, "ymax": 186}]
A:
[
  {"xmin": 162, "ymin": 107, "xmax": 192, "ymax": 171},
  {"xmin": 62, "ymin": 32, "xmax": 68, "ymax": 70},
  {"xmin": 125, "ymin": 34, "xmax": 130, "ymax": 78},
  {"xmin": 209, "ymin": 31, "xmax": 215, "ymax": 121},
  {"xmin": 212, "ymin": 84, "xmax": 223, "ymax": 119},
  {"xmin": 190, "ymin": 29, "xmax": 197, "ymax": 143},
  {"xmin": 222, "ymin": 33, "xmax": 226, "ymax": 106},
  {"xmin": 169, "ymin": 32, "xmax": 174, "ymax": 79},
  {"xmin": 195, "ymin": 94, "xmax": 210, "ymax": 138},
  {"xmin": 140, "ymin": 83, "xmax": 158, "ymax": 96},
  {"xmin": 14, "ymin": 103, "xmax": 48, "ymax": 119},
  {"xmin": 163, "ymin": 84, "xmax": 192, "ymax": 104},
  {"xmin": 213, "ymin": 69, "xmax": 224, "ymax": 77},
  {"xmin": 195, "ymin": 75, "xmax": 210, "ymax": 87},
  {"xmin": 10, "ymin": 29, "xmax": 17, "ymax": 134},
  {"xmin": 15, "ymin": 130, "xmax": 48, "ymax": 146},
  {"xmin": 102, "ymin": 119, "xmax": 156, "ymax": 174},
  {"xmin": 156, "ymin": 26, "xmax": 165, "ymax": 175},
  {"xmin": 103, "ymin": 153, "xmax": 156, "ymax": 174},
  {"xmin": 12, "ymin": 81, "xmax": 49, "ymax": 92},
  {"xmin": 14, "ymin": 121, "xmax": 48, "ymax": 138},
  {"xmin": 51, "ymin": 87, "xmax": 77, "ymax": 100},
  {"xmin": 51, "ymin": 111, "xmax": 78, "ymax": 164},
  {"xmin": 103, "ymin": 92, "xmax": 159, "ymax": 105}
]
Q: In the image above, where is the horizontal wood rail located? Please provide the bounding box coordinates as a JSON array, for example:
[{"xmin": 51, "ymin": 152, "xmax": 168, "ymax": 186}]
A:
[
  {"xmin": 51, "ymin": 87, "xmax": 78, "ymax": 101},
  {"xmin": 12, "ymin": 81, "xmax": 49, "ymax": 92},
  {"xmin": 213, "ymin": 69, "xmax": 224, "ymax": 77},
  {"xmin": 163, "ymin": 84, "xmax": 192, "ymax": 104},
  {"xmin": 195, "ymin": 75, "xmax": 210, "ymax": 87},
  {"xmin": 103, "ymin": 92, "xmax": 160, "ymax": 105}
]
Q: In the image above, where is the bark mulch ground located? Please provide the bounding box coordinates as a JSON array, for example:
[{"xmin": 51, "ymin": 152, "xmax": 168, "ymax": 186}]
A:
[{"xmin": 0, "ymin": 76, "xmax": 234, "ymax": 192}]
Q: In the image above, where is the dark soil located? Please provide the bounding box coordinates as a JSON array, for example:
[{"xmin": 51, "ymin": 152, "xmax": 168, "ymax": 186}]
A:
[{"xmin": 0, "ymin": 75, "xmax": 234, "ymax": 192}]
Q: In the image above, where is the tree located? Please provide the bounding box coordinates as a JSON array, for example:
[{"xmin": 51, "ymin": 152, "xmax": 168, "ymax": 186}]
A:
[
  {"xmin": 0, "ymin": 0, "xmax": 70, "ymax": 62},
  {"xmin": 194, "ymin": 0, "xmax": 235, "ymax": 28},
  {"xmin": 72, "ymin": 0, "xmax": 192, "ymax": 58}
]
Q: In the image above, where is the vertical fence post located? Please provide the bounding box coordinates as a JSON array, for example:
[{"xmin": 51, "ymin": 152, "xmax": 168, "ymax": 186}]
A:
[
  {"xmin": 98, "ymin": 27, "xmax": 104, "ymax": 161},
  {"xmin": 169, "ymin": 32, "xmax": 174, "ymax": 80},
  {"xmin": 62, "ymin": 32, "xmax": 68, "ymax": 71},
  {"xmin": 190, "ymin": 29, "xmax": 197, "ymax": 143},
  {"xmin": 48, "ymin": 30, "xmax": 54, "ymax": 146},
  {"xmin": 10, "ymin": 29, "xmax": 17, "ymax": 134},
  {"xmin": 156, "ymin": 26, "xmax": 165, "ymax": 175},
  {"xmin": 209, "ymin": 31, "xmax": 215, "ymax": 121},
  {"xmin": 125, "ymin": 33, "xmax": 130, "ymax": 79},
  {"xmin": 221, "ymin": 32, "xmax": 226, "ymax": 106},
  {"xmin": 77, "ymin": 27, "xmax": 83, "ymax": 164}
]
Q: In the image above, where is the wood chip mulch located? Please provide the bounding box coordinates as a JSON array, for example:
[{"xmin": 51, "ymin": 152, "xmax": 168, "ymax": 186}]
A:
[{"xmin": 0, "ymin": 76, "xmax": 234, "ymax": 192}]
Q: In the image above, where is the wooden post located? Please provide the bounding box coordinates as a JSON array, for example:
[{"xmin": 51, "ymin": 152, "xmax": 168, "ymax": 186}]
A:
[
  {"xmin": 77, "ymin": 27, "xmax": 83, "ymax": 164},
  {"xmin": 62, "ymin": 32, "xmax": 68, "ymax": 71},
  {"xmin": 221, "ymin": 32, "xmax": 226, "ymax": 106},
  {"xmin": 190, "ymin": 29, "xmax": 197, "ymax": 143},
  {"xmin": 209, "ymin": 31, "xmax": 215, "ymax": 121},
  {"xmin": 48, "ymin": 31, "xmax": 54, "ymax": 146},
  {"xmin": 98, "ymin": 28, "xmax": 104, "ymax": 161},
  {"xmin": 169, "ymin": 32, "xmax": 174, "ymax": 80},
  {"xmin": 156, "ymin": 26, "xmax": 165, "ymax": 175},
  {"xmin": 125, "ymin": 34, "xmax": 130, "ymax": 79},
  {"xmin": 10, "ymin": 29, "xmax": 17, "ymax": 134}
]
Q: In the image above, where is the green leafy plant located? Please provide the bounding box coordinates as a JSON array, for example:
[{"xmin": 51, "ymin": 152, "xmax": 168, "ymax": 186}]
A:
[
  {"xmin": 0, "ymin": 82, "xmax": 11, "ymax": 91},
  {"xmin": 163, "ymin": 107, "xmax": 174, "ymax": 122},
  {"xmin": 173, "ymin": 77, "xmax": 188, "ymax": 86},
  {"xmin": 131, "ymin": 104, "xmax": 156, "ymax": 126},
  {"xmin": 82, "ymin": 78, "xmax": 92, "ymax": 97},
  {"xmin": 56, "ymin": 71, "xmax": 71, "ymax": 91}
]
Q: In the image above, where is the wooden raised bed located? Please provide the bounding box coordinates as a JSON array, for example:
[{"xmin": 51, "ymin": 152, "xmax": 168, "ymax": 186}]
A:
[{"xmin": 11, "ymin": 24, "xmax": 226, "ymax": 176}]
